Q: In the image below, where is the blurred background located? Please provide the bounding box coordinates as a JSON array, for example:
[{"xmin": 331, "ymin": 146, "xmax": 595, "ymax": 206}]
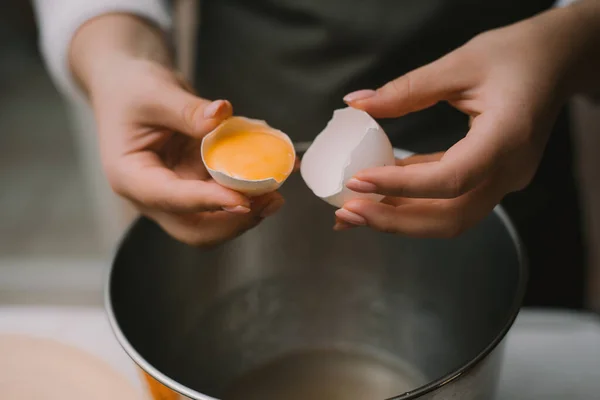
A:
[
  {"xmin": 0, "ymin": 2, "xmax": 599, "ymax": 311},
  {"xmin": 0, "ymin": 2, "xmax": 129, "ymax": 306}
]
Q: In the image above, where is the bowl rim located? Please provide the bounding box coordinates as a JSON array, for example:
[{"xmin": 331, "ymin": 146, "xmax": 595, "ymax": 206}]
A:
[{"xmin": 104, "ymin": 145, "xmax": 528, "ymax": 400}]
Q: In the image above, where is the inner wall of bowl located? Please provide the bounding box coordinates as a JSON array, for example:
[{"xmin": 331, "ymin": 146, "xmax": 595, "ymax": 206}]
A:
[{"xmin": 111, "ymin": 167, "xmax": 522, "ymax": 400}]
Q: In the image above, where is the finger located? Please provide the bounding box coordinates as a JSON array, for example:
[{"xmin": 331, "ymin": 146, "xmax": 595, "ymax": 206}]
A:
[
  {"xmin": 150, "ymin": 211, "xmax": 257, "ymax": 248},
  {"xmin": 333, "ymin": 216, "xmax": 358, "ymax": 231},
  {"xmin": 339, "ymin": 200, "xmax": 458, "ymax": 238},
  {"xmin": 344, "ymin": 152, "xmax": 442, "ymax": 194},
  {"xmin": 253, "ymin": 191, "xmax": 285, "ymax": 218},
  {"xmin": 344, "ymin": 51, "xmax": 471, "ymax": 118},
  {"xmin": 145, "ymin": 192, "xmax": 284, "ymax": 247},
  {"xmin": 347, "ymin": 113, "xmax": 505, "ymax": 198},
  {"xmin": 293, "ymin": 157, "xmax": 301, "ymax": 173},
  {"xmin": 143, "ymin": 82, "xmax": 233, "ymax": 138},
  {"xmin": 339, "ymin": 177, "xmax": 505, "ymax": 238},
  {"xmin": 113, "ymin": 152, "xmax": 251, "ymax": 213},
  {"xmin": 395, "ymin": 152, "xmax": 444, "ymax": 166}
]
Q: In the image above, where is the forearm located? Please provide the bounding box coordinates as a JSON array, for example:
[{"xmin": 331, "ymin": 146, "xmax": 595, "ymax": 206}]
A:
[
  {"xmin": 31, "ymin": 0, "xmax": 171, "ymax": 102},
  {"xmin": 70, "ymin": 13, "xmax": 173, "ymax": 98},
  {"xmin": 564, "ymin": 0, "xmax": 600, "ymax": 97},
  {"xmin": 534, "ymin": 0, "xmax": 600, "ymax": 98}
]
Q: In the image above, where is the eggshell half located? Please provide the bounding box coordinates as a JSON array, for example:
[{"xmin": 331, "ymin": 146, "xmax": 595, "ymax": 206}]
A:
[
  {"xmin": 201, "ymin": 116, "xmax": 296, "ymax": 196},
  {"xmin": 300, "ymin": 107, "xmax": 395, "ymax": 208}
]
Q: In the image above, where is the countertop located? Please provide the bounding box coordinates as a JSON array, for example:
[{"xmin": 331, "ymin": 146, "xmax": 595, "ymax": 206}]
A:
[{"xmin": 0, "ymin": 307, "xmax": 598, "ymax": 399}]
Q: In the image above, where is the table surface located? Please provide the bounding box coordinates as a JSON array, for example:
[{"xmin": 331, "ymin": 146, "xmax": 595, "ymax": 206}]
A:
[{"xmin": 0, "ymin": 307, "xmax": 598, "ymax": 399}]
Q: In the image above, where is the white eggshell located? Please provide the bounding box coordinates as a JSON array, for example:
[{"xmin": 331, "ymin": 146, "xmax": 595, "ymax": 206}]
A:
[
  {"xmin": 301, "ymin": 107, "xmax": 395, "ymax": 208},
  {"xmin": 201, "ymin": 116, "xmax": 296, "ymax": 196}
]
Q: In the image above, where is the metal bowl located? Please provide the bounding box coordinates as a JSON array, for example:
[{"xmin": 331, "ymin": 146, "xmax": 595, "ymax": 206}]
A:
[{"xmin": 106, "ymin": 148, "xmax": 526, "ymax": 400}]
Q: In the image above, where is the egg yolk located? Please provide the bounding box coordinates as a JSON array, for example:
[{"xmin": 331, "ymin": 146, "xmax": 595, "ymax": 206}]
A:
[{"xmin": 204, "ymin": 130, "xmax": 294, "ymax": 182}]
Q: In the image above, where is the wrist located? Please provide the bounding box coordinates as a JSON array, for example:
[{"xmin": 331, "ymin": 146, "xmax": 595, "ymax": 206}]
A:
[
  {"xmin": 69, "ymin": 13, "xmax": 174, "ymax": 98},
  {"xmin": 529, "ymin": 1, "xmax": 600, "ymax": 98}
]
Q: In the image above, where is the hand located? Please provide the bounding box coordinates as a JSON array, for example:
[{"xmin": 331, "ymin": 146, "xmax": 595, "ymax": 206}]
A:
[
  {"xmin": 90, "ymin": 60, "xmax": 285, "ymax": 247},
  {"xmin": 335, "ymin": 14, "xmax": 571, "ymax": 238},
  {"xmin": 69, "ymin": 14, "xmax": 285, "ymax": 247}
]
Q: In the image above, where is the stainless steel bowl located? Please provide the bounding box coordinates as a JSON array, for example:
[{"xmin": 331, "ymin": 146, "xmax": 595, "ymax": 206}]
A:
[{"xmin": 106, "ymin": 148, "xmax": 526, "ymax": 400}]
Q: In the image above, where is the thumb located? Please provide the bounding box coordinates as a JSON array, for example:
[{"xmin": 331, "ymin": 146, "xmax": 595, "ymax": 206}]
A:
[
  {"xmin": 343, "ymin": 52, "xmax": 470, "ymax": 118},
  {"xmin": 147, "ymin": 82, "xmax": 233, "ymax": 138}
]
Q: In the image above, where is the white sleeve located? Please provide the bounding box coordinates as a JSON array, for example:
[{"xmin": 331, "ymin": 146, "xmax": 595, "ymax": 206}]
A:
[{"xmin": 32, "ymin": 0, "xmax": 172, "ymax": 103}]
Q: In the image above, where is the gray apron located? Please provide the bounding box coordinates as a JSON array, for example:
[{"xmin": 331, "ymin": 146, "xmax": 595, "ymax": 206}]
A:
[{"xmin": 193, "ymin": 0, "xmax": 586, "ymax": 309}]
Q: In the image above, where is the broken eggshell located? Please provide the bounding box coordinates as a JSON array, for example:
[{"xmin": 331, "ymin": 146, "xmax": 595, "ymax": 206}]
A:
[
  {"xmin": 300, "ymin": 107, "xmax": 395, "ymax": 208},
  {"xmin": 201, "ymin": 116, "xmax": 296, "ymax": 196}
]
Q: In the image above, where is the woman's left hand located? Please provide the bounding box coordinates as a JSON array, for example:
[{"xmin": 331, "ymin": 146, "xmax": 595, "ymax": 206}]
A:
[{"xmin": 335, "ymin": 7, "xmax": 587, "ymax": 237}]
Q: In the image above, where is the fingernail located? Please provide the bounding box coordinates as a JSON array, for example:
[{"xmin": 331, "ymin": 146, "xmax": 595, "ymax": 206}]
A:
[
  {"xmin": 204, "ymin": 100, "xmax": 226, "ymax": 119},
  {"xmin": 346, "ymin": 178, "xmax": 377, "ymax": 193},
  {"xmin": 335, "ymin": 208, "xmax": 367, "ymax": 226},
  {"xmin": 222, "ymin": 205, "xmax": 251, "ymax": 214},
  {"xmin": 260, "ymin": 200, "xmax": 284, "ymax": 218},
  {"xmin": 334, "ymin": 221, "xmax": 358, "ymax": 231},
  {"xmin": 343, "ymin": 89, "xmax": 376, "ymax": 103}
]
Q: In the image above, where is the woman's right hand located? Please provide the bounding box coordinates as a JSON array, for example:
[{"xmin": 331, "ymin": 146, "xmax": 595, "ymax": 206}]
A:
[{"xmin": 70, "ymin": 15, "xmax": 284, "ymax": 247}]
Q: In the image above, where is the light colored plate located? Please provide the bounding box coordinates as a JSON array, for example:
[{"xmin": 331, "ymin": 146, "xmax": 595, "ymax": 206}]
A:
[{"xmin": 0, "ymin": 334, "xmax": 143, "ymax": 400}]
